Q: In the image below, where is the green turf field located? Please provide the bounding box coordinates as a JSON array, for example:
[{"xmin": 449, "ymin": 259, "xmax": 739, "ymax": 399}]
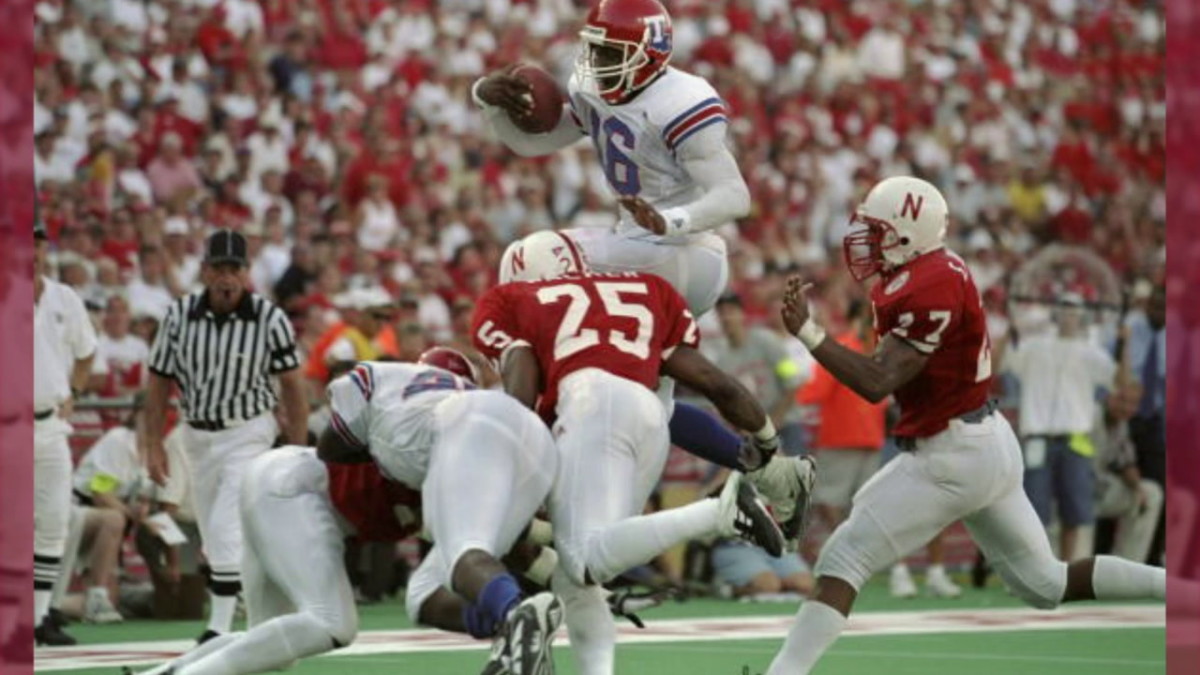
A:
[{"xmin": 35, "ymin": 580, "xmax": 1166, "ymax": 674}]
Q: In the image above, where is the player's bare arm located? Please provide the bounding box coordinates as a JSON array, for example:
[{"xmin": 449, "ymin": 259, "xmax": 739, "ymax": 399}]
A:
[
  {"xmin": 781, "ymin": 276, "xmax": 927, "ymax": 403},
  {"xmin": 315, "ymin": 426, "xmax": 373, "ymax": 464},
  {"xmin": 492, "ymin": 345, "xmax": 542, "ymax": 411},
  {"xmin": 620, "ymin": 125, "xmax": 750, "ymax": 236},
  {"xmin": 277, "ymin": 367, "xmax": 310, "ymax": 444},
  {"xmin": 661, "ymin": 345, "xmax": 778, "ymax": 470},
  {"xmin": 143, "ymin": 371, "xmax": 172, "ymax": 485}
]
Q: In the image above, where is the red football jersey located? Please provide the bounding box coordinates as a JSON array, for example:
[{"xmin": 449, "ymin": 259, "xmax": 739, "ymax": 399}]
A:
[
  {"xmin": 871, "ymin": 249, "xmax": 993, "ymax": 438},
  {"xmin": 472, "ymin": 272, "xmax": 701, "ymax": 421},
  {"xmin": 325, "ymin": 461, "xmax": 422, "ymax": 543}
]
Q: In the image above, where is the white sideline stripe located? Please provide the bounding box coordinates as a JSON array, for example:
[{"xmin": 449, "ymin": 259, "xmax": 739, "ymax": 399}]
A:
[{"xmin": 33, "ymin": 604, "xmax": 1165, "ymax": 672}]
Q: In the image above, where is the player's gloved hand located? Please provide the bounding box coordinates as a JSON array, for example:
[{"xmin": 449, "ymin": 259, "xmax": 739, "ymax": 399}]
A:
[
  {"xmin": 618, "ymin": 196, "xmax": 668, "ymax": 235},
  {"xmin": 736, "ymin": 434, "xmax": 779, "ymax": 473},
  {"xmin": 474, "ymin": 66, "xmax": 534, "ymax": 120}
]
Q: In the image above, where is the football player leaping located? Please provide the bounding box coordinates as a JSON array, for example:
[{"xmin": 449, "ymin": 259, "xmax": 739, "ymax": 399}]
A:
[
  {"xmin": 472, "ymin": 0, "xmax": 813, "ymax": 545},
  {"xmin": 765, "ymin": 176, "xmax": 1166, "ymax": 674}
]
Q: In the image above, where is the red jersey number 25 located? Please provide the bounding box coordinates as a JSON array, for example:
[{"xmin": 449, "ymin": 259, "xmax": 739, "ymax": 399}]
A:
[{"xmin": 538, "ymin": 281, "xmax": 655, "ymax": 361}]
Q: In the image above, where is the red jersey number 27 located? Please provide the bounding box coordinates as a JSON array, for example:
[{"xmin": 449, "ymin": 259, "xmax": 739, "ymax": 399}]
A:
[{"xmin": 538, "ymin": 281, "xmax": 656, "ymax": 361}]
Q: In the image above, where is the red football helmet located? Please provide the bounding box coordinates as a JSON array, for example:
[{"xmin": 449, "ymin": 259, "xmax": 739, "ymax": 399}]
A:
[
  {"xmin": 576, "ymin": 0, "xmax": 674, "ymax": 104},
  {"xmin": 417, "ymin": 347, "xmax": 478, "ymax": 385}
]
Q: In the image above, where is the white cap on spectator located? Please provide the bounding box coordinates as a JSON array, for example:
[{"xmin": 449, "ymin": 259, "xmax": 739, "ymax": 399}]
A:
[
  {"xmin": 333, "ymin": 287, "xmax": 394, "ymax": 311},
  {"xmin": 967, "ymin": 229, "xmax": 994, "ymax": 252},
  {"xmin": 164, "ymin": 216, "xmax": 189, "ymax": 236}
]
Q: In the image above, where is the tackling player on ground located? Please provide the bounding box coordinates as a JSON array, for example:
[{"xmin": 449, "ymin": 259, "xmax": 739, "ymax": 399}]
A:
[
  {"xmin": 472, "ymin": 0, "xmax": 813, "ymax": 544},
  {"xmin": 764, "ymin": 176, "xmax": 1166, "ymax": 674}
]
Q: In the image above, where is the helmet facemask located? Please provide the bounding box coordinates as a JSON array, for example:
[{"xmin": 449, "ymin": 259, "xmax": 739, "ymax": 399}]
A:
[
  {"xmin": 576, "ymin": 34, "xmax": 648, "ymax": 103},
  {"xmin": 576, "ymin": 14, "xmax": 671, "ymax": 105},
  {"xmin": 843, "ymin": 213, "xmax": 907, "ymax": 282}
]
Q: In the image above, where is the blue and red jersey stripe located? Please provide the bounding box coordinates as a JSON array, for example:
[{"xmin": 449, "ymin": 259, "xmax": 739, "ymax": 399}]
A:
[{"xmin": 661, "ymin": 97, "xmax": 728, "ymax": 150}]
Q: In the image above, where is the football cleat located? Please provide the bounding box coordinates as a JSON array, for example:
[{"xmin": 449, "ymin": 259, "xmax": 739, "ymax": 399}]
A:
[
  {"xmin": 889, "ymin": 564, "xmax": 918, "ymax": 599},
  {"xmin": 925, "ymin": 567, "xmax": 963, "ymax": 598},
  {"xmin": 747, "ymin": 455, "xmax": 816, "ymax": 549},
  {"xmin": 34, "ymin": 616, "xmax": 75, "ymax": 647},
  {"xmin": 718, "ymin": 472, "xmax": 785, "ymax": 557},
  {"xmin": 84, "ymin": 588, "xmax": 124, "ymax": 624},
  {"xmin": 482, "ymin": 592, "xmax": 563, "ymax": 675}
]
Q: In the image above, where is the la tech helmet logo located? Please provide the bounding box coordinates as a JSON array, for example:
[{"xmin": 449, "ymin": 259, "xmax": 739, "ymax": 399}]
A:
[{"xmin": 645, "ymin": 14, "xmax": 671, "ymax": 52}]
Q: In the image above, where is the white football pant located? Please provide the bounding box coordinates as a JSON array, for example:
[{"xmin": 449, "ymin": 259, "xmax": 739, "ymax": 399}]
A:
[
  {"xmin": 813, "ymin": 413, "xmax": 1068, "ymax": 606},
  {"xmin": 566, "ymin": 227, "xmax": 729, "ymax": 317},
  {"xmin": 155, "ymin": 446, "xmax": 355, "ymax": 675},
  {"xmin": 407, "ymin": 390, "xmax": 559, "ymax": 619}
]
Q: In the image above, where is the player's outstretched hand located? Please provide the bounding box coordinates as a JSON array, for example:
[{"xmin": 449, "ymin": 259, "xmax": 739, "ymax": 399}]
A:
[
  {"xmin": 476, "ymin": 65, "xmax": 534, "ymax": 119},
  {"xmin": 781, "ymin": 275, "xmax": 814, "ymax": 335},
  {"xmin": 618, "ymin": 196, "xmax": 667, "ymax": 235}
]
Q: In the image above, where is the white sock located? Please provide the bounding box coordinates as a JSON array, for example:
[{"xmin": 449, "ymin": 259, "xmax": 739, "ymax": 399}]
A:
[
  {"xmin": 33, "ymin": 589, "xmax": 52, "ymax": 625},
  {"xmin": 1091, "ymin": 555, "xmax": 1165, "ymax": 601},
  {"xmin": 551, "ymin": 567, "xmax": 616, "ymax": 675},
  {"xmin": 207, "ymin": 594, "xmax": 239, "ymax": 634},
  {"xmin": 587, "ymin": 499, "xmax": 721, "ymax": 582},
  {"xmin": 766, "ymin": 600, "xmax": 848, "ymax": 675},
  {"xmin": 181, "ymin": 614, "xmax": 336, "ymax": 675},
  {"xmin": 135, "ymin": 633, "xmax": 242, "ymax": 675}
]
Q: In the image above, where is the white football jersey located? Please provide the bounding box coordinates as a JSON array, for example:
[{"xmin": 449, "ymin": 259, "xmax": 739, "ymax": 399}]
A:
[
  {"xmin": 325, "ymin": 361, "xmax": 475, "ymax": 488},
  {"xmin": 568, "ymin": 67, "xmax": 729, "ymax": 243}
]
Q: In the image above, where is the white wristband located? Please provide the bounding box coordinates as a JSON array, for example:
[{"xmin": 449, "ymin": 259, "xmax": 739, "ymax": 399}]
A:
[
  {"xmin": 470, "ymin": 78, "xmax": 491, "ymax": 109},
  {"xmin": 659, "ymin": 206, "xmax": 691, "ymax": 236},
  {"xmin": 525, "ymin": 518, "xmax": 554, "ymax": 546},
  {"xmin": 753, "ymin": 417, "xmax": 777, "ymax": 442},
  {"xmin": 797, "ymin": 319, "xmax": 827, "ymax": 350},
  {"xmin": 522, "ymin": 546, "xmax": 559, "ymax": 587}
]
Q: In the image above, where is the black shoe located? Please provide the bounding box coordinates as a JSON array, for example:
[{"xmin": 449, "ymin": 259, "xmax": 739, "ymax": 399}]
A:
[
  {"xmin": 971, "ymin": 552, "xmax": 991, "ymax": 589},
  {"xmin": 720, "ymin": 473, "xmax": 786, "ymax": 557},
  {"xmin": 48, "ymin": 608, "xmax": 70, "ymax": 628},
  {"xmin": 34, "ymin": 617, "xmax": 76, "ymax": 646},
  {"xmin": 197, "ymin": 629, "xmax": 221, "ymax": 645}
]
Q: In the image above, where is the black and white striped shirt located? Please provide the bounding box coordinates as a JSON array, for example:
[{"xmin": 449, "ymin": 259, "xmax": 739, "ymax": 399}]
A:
[{"xmin": 148, "ymin": 291, "xmax": 299, "ymax": 424}]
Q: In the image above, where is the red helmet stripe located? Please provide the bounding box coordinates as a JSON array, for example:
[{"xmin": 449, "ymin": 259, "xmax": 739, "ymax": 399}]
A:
[{"xmin": 553, "ymin": 231, "xmax": 585, "ymax": 273}]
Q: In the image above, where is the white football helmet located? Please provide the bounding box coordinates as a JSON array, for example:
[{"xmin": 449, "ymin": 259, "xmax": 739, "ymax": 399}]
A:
[
  {"xmin": 498, "ymin": 230, "xmax": 590, "ymax": 284},
  {"xmin": 843, "ymin": 176, "xmax": 949, "ymax": 281}
]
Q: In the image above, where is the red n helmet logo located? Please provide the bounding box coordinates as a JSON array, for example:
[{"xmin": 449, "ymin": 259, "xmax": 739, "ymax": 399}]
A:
[
  {"xmin": 511, "ymin": 248, "xmax": 525, "ymax": 273},
  {"xmin": 901, "ymin": 193, "xmax": 924, "ymax": 220}
]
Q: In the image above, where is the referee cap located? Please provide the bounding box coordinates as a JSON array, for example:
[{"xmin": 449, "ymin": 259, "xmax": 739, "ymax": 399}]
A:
[{"xmin": 205, "ymin": 229, "xmax": 248, "ymax": 266}]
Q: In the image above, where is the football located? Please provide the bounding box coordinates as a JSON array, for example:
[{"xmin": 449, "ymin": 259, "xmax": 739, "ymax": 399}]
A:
[{"xmin": 509, "ymin": 64, "xmax": 566, "ymax": 134}]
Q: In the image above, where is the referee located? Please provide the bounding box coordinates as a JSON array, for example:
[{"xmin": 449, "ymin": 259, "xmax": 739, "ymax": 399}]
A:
[{"xmin": 144, "ymin": 229, "xmax": 308, "ymax": 643}]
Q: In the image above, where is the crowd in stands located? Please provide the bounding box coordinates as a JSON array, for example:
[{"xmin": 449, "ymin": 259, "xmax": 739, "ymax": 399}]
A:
[{"xmin": 33, "ymin": 0, "xmax": 1166, "ymax": 611}]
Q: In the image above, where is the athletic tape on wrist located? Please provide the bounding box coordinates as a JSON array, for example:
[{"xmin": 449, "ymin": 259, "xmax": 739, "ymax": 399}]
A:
[
  {"xmin": 798, "ymin": 319, "xmax": 827, "ymax": 350},
  {"xmin": 523, "ymin": 547, "xmax": 559, "ymax": 587}
]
